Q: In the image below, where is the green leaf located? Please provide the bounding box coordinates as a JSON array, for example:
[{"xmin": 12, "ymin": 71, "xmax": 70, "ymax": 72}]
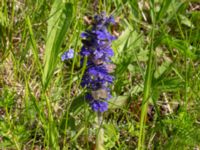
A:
[
  {"xmin": 42, "ymin": 1, "xmax": 73, "ymax": 90},
  {"xmin": 129, "ymin": 0, "xmax": 140, "ymax": 19},
  {"xmin": 156, "ymin": 0, "xmax": 172, "ymax": 21},
  {"xmin": 60, "ymin": 94, "xmax": 86, "ymax": 131},
  {"xmin": 154, "ymin": 58, "xmax": 172, "ymax": 79},
  {"xmin": 162, "ymin": 35, "xmax": 197, "ymax": 59},
  {"xmin": 113, "ymin": 28, "xmax": 143, "ymax": 55},
  {"xmin": 26, "ymin": 16, "xmax": 42, "ymax": 73},
  {"xmin": 104, "ymin": 123, "xmax": 119, "ymax": 149},
  {"xmin": 109, "ymin": 96, "xmax": 129, "ymax": 109},
  {"xmin": 179, "ymin": 14, "xmax": 194, "ymax": 28}
]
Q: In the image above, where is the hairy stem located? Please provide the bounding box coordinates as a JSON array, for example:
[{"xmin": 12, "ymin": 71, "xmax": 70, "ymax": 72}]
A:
[{"xmin": 96, "ymin": 112, "xmax": 105, "ymax": 150}]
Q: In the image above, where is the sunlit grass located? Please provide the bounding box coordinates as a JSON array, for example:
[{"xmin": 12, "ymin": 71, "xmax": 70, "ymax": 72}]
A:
[{"xmin": 0, "ymin": 0, "xmax": 200, "ymax": 149}]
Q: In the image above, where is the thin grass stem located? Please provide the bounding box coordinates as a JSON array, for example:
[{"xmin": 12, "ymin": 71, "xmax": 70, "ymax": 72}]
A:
[{"xmin": 137, "ymin": 25, "xmax": 155, "ymax": 150}]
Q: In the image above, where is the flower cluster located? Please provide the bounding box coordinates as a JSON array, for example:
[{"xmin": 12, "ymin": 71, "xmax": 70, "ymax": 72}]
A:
[
  {"xmin": 61, "ymin": 49, "xmax": 74, "ymax": 61},
  {"xmin": 80, "ymin": 12, "xmax": 116, "ymax": 112}
]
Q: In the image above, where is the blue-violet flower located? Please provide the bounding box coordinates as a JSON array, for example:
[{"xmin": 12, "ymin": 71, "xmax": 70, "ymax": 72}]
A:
[
  {"xmin": 80, "ymin": 12, "xmax": 116, "ymax": 112},
  {"xmin": 61, "ymin": 49, "xmax": 74, "ymax": 61}
]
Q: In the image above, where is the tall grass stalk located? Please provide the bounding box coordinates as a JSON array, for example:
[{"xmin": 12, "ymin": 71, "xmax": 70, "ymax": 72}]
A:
[
  {"xmin": 62, "ymin": 25, "xmax": 80, "ymax": 148},
  {"xmin": 174, "ymin": 7, "xmax": 188, "ymax": 111},
  {"xmin": 26, "ymin": 16, "xmax": 43, "ymax": 74},
  {"xmin": 44, "ymin": 93, "xmax": 59, "ymax": 149},
  {"xmin": 137, "ymin": 21, "xmax": 155, "ymax": 150}
]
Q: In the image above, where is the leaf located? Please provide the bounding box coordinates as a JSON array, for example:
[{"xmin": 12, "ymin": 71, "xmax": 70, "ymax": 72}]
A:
[
  {"xmin": 26, "ymin": 16, "xmax": 42, "ymax": 72},
  {"xmin": 60, "ymin": 94, "xmax": 86, "ymax": 131},
  {"xmin": 104, "ymin": 123, "xmax": 119, "ymax": 149},
  {"xmin": 129, "ymin": 0, "xmax": 140, "ymax": 19},
  {"xmin": 179, "ymin": 14, "xmax": 194, "ymax": 28},
  {"xmin": 154, "ymin": 58, "xmax": 172, "ymax": 79},
  {"xmin": 113, "ymin": 28, "xmax": 143, "ymax": 55},
  {"xmin": 42, "ymin": 1, "xmax": 73, "ymax": 90},
  {"xmin": 162, "ymin": 35, "xmax": 197, "ymax": 59},
  {"xmin": 156, "ymin": 0, "xmax": 172, "ymax": 21},
  {"xmin": 109, "ymin": 96, "xmax": 129, "ymax": 109},
  {"xmin": 154, "ymin": 77, "xmax": 184, "ymax": 92}
]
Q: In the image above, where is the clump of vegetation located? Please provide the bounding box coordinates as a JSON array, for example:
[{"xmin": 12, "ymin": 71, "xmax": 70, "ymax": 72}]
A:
[{"xmin": 0, "ymin": 0, "xmax": 200, "ymax": 149}]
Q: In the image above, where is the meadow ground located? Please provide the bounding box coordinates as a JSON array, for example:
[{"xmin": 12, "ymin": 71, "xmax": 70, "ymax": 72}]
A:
[{"xmin": 0, "ymin": 0, "xmax": 200, "ymax": 149}]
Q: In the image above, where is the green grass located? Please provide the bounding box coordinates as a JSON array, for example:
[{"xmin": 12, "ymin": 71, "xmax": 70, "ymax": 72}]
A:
[{"xmin": 1, "ymin": 0, "xmax": 200, "ymax": 149}]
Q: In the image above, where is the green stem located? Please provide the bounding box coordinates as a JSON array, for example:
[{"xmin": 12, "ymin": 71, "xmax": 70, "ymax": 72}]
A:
[
  {"xmin": 62, "ymin": 33, "xmax": 79, "ymax": 148},
  {"xmin": 96, "ymin": 112, "xmax": 105, "ymax": 150},
  {"xmin": 44, "ymin": 94, "xmax": 53, "ymax": 147},
  {"xmin": 43, "ymin": 93, "xmax": 59, "ymax": 149},
  {"xmin": 138, "ymin": 28, "xmax": 155, "ymax": 150}
]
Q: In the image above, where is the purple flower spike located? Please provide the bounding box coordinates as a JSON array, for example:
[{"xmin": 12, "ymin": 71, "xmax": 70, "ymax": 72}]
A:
[
  {"xmin": 61, "ymin": 49, "xmax": 74, "ymax": 61},
  {"xmin": 80, "ymin": 13, "xmax": 117, "ymax": 112}
]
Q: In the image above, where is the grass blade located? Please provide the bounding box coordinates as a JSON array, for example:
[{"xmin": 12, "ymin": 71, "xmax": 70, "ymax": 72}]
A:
[{"xmin": 42, "ymin": 1, "xmax": 73, "ymax": 91}]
